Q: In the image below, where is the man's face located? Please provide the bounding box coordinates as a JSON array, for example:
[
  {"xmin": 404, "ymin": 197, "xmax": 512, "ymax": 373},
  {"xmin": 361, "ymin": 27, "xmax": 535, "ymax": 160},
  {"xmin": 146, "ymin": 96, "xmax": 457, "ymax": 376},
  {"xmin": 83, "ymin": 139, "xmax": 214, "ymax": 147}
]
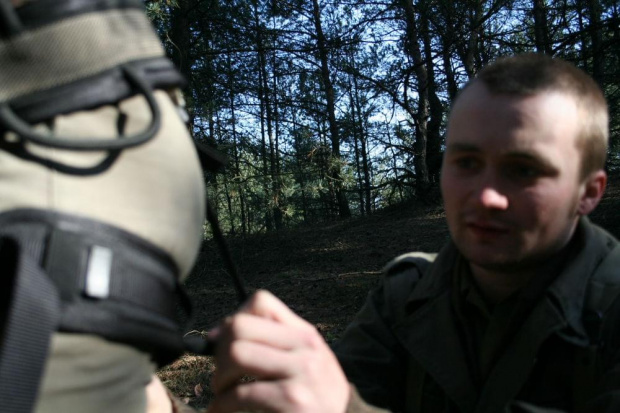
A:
[{"xmin": 441, "ymin": 82, "xmax": 587, "ymax": 274}]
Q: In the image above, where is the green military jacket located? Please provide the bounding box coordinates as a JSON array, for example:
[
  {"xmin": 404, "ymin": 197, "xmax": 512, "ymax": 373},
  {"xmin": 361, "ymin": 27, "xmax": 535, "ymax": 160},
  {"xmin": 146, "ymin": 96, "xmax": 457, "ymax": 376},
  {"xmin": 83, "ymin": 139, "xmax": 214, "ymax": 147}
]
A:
[{"xmin": 334, "ymin": 218, "xmax": 620, "ymax": 413}]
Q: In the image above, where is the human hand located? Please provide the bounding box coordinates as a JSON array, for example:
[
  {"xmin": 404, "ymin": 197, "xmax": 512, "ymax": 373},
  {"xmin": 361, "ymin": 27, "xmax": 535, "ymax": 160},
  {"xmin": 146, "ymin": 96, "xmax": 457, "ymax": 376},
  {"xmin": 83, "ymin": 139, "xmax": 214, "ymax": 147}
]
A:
[
  {"xmin": 146, "ymin": 375, "xmax": 173, "ymax": 413},
  {"xmin": 208, "ymin": 290, "xmax": 351, "ymax": 413}
]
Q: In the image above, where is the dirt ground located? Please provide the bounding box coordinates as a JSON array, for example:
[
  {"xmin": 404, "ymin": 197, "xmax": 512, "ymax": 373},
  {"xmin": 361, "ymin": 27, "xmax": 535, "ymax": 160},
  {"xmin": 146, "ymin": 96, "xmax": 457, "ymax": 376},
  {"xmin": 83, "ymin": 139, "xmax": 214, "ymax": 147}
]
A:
[{"xmin": 159, "ymin": 171, "xmax": 620, "ymax": 409}]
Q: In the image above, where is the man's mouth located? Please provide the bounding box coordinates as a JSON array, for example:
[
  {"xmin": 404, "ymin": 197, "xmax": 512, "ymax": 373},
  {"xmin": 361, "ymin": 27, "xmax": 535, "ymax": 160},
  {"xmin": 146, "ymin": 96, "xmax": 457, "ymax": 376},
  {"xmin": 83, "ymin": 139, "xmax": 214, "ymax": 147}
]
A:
[{"xmin": 465, "ymin": 220, "xmax": 510, "ymax": 238}]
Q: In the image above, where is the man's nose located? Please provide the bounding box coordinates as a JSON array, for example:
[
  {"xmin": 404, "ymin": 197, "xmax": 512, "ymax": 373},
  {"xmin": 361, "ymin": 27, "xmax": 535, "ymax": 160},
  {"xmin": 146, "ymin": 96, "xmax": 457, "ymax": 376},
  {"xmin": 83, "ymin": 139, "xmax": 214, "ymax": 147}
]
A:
[{"xmin": 476, "ymin": 185, "xmax": 509, "ymax": 210}]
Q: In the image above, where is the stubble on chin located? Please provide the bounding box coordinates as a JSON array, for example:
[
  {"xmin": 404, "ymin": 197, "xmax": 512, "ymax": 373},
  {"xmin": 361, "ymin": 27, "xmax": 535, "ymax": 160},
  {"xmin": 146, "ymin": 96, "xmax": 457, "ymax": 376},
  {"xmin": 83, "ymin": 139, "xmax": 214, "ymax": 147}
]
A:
[{"xmin": 11, "ymin": 0, "xmax": 33, "ymax": 7}]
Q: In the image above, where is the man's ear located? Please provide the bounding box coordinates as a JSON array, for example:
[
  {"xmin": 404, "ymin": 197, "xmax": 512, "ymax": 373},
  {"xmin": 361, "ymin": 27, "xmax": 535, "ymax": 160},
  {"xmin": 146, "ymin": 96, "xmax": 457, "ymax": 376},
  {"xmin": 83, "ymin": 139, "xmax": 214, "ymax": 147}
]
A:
[{"xmin": 578, "ymin": 170, "xmax": 607, "ymax": 215}]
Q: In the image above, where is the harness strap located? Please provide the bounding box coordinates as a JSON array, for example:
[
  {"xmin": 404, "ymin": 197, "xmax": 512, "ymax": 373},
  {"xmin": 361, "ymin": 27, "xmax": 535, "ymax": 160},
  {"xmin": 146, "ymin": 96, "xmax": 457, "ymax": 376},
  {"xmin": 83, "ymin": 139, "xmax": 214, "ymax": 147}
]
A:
[
  {"xmin": 0, "ymin": 236, "xmax": 61, "ymax": 413},
  {"xmin": 0, "ymin": 0, "xmax": 184, "ymax": 154},
  {"xmin": 0, "ymin": 4, "xmax": 164, "ymax": 103},
  {"xmin": 0, "ymin": 209, "xmax": 190, "ymax": 366},
  {"xmin": 13, "ymin": 0, "xmax": 144, "ymax": 33}
]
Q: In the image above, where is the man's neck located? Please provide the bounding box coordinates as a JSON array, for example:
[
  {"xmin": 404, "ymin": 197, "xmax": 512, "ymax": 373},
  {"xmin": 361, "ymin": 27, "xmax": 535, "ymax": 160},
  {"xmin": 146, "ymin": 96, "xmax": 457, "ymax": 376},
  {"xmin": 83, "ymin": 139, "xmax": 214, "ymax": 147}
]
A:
[
  {"xmin": 468, "ymin": 265, "xmax": 531, "ymax": 305},
  {"xmin": 469, "ymin": 233, "xmax": 580, "ymax": 305}
]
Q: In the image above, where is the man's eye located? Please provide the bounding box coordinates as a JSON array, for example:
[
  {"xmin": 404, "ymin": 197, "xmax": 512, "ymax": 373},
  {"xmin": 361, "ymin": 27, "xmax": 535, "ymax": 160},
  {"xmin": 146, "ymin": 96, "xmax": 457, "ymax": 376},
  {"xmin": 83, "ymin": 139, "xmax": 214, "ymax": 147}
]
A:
[
  {"xmin": 507, "ymin": 165, "xmax": 541, "ymax": 179},
  {"xmin": 454, "ymin": 157, "xmax": 480, "ymax": 171}
]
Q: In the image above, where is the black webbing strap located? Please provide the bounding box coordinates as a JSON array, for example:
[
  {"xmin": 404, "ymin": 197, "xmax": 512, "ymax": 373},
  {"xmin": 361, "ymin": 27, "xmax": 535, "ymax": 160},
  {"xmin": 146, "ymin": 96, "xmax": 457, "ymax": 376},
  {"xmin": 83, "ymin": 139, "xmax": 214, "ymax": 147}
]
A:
[
  {"xmin": 0, "ymin": 64, "xmax": 163, "ymax": 151},
  {"xmin": 0, "ymin": 236, "xmax": 61, "ymax": 413},
  {"xmin": 14, "ymin": 0, "xmax": 144, "ymax": 32},
  {"xmin": 0, "ymin": 209, "xmax": 190, "ymax": 366},
  {"xmin": 0, "ymin": 0, "xmax": 22, "ymax": 37},
  {"xmin": 0, "ymin": 0, "xmax": 182, "ymax": 152}
]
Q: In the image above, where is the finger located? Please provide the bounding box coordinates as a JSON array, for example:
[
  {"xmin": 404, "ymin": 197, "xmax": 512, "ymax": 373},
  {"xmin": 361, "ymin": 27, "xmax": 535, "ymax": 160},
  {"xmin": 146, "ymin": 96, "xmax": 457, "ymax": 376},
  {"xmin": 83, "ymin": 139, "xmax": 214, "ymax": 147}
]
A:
[
  {"xmin": 208, "ymin": 380, "xmax": 294, "ymax": 413},
  {"xmin": 212, "ymin": 340, "xmax": 296, "ymax": 394},
  {"xmin": 218, "ymin": 313, "xmax": 318, "ymax": 351},
  {"xmin": 241, "ymin": 290, "xmax": 313, "ymax": 330},
  {"xmin": 145, "ymin": 375, "xmax": 173, "ymax": 413}
]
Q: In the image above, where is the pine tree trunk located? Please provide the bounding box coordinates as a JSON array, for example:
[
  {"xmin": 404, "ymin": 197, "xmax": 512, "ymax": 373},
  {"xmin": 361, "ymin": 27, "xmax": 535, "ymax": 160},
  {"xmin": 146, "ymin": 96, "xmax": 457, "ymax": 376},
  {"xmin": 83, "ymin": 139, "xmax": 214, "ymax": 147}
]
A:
[
  {"xmin": 311, "ymin": 0, "xmax": 351, "ymax": 218},
  {"xmin": 399, "ymin": 0, "xmax": 431, "ymax": 195},
  {"xmin": 532, "ymin": 0, "xmax": 552, "ymax": 54}
]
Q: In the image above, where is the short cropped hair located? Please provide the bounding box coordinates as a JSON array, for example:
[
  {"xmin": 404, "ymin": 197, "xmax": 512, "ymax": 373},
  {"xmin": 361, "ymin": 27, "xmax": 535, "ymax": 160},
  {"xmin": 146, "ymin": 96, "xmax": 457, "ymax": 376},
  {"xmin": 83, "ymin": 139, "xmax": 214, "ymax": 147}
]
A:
[{"xmin": 464, "ymin": 53, "xmax": 608, "ymax": 180}]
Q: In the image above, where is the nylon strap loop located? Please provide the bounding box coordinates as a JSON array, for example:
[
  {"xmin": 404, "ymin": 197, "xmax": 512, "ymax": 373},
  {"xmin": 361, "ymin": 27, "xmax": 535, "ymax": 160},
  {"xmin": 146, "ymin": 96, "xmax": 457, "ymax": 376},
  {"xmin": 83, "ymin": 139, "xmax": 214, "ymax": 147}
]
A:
[
  {"xmin": 0, "ymin": 65, "xmax": 162, "ymax": 151},
  {"xmin": 0, "ymin": 8, "xmax": 163, "ymax": 102},
  {"xmin": 0, "ymin": 236, "xmax": 61, "ymax": 413}
]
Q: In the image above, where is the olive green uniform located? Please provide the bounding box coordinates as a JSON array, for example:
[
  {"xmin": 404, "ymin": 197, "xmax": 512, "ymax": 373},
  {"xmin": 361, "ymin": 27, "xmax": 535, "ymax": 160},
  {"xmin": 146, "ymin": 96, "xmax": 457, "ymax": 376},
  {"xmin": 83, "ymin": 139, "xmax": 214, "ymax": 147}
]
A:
[{"xmin": 335, "ymin": 218, "xmax": 620, "ymax": 413}]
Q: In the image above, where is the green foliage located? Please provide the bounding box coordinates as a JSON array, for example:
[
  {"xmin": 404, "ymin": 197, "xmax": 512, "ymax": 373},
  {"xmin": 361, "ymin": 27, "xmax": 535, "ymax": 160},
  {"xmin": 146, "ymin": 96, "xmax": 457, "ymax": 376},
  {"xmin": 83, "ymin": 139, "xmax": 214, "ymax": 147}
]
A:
[{"xmin": 145, "ymin": 0, "xmax": 620, "ymax": 236}]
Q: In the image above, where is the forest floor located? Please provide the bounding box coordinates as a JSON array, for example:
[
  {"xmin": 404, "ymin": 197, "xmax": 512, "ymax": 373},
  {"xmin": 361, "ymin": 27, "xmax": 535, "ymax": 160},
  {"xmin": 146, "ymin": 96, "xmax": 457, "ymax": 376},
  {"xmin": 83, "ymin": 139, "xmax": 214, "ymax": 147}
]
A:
[{"xmin": 158, "ymin": 170, "xmax": 620, "ymax": 410}]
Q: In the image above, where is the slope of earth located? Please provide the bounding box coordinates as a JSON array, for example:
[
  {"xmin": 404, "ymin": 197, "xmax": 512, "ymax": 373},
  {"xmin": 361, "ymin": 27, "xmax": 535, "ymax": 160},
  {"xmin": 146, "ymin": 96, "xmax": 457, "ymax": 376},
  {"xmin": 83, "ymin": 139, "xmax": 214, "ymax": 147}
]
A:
[{"xmin": 159, "ymin": 171, "xmax": 620, "ymax": 409}]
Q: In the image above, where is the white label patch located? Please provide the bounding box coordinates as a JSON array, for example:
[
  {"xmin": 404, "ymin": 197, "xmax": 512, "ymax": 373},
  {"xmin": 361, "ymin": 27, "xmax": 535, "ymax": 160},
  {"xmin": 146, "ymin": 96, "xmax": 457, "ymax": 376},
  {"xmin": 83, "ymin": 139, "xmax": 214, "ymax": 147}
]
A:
[{"xmin": 85, "ymin": 245, "xmax": 113, "ymax": 299}]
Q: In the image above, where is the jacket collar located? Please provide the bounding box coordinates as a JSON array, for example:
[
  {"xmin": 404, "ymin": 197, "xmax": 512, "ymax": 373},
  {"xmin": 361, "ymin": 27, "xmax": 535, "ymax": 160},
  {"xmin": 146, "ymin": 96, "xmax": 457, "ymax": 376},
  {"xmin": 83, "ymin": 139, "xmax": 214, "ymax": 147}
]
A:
[
  {"xmin": 405, "ymin": 217, "xmax": 615, "ymax": 342},
  {"xmin": 405, "ymin": 242, "xmax": 457, "ymax": 307},
  {"xmin": 545, "ymin": 217, "xmax": 616, "ymax": 344}
]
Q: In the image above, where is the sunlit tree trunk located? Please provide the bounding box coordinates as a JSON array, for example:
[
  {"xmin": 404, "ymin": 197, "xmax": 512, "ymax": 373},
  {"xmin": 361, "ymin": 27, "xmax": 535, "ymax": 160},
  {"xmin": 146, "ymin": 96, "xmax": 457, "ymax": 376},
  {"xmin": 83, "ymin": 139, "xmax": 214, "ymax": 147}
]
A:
[
  {"xmin": 271, "ymin": 43, "xmax": 284, "ymax": 229},
  {"xmin": 311, "ymin": 0, "xmax": 351, "ymax": 218},
  {"xmin": 292, "ymin": 111, "xmax": 309, "ymax": 224},
  {"xmin": 399, "ymin": 0, "xmax": 431, "ymax": 195},
  {"xmin": 420, "ymin": 2, "xmax": 443, "ymax": 184},
  {"xmin": 585, "ymin": 0, "xmax": 604, "ymax": 86},
  {"xmin": 222, "ymin": 174, "xmax": 236, "ymax": 235},
  {"xmin": 441, "ymin": 37, "xmax": 459, "ymax": 103},
  {"xmin": 227, "ymin": 52, "xmax": 247, "ymax": 236},
  {"xmin": 252, "ymin": 0, "xmax": 274, "ymax": 231},
  {"xmin": 577, "ymin": 4, "xmax": 590, "ymax": 71},
  {"xmin": 352, "ymin": 76, "xmax": 372, "ymax": 214},
  {"xmin": 169, "ymin": 1, "xmax": 194, "ymax": 127}
]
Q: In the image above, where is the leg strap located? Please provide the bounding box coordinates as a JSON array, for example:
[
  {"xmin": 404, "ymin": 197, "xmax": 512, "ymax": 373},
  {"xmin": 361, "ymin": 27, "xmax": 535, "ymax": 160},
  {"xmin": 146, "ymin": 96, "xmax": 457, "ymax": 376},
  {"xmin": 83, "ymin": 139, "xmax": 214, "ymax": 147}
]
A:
[{"xmin": 0, "ymin": 236, "xmax": 61, "ymax": 413}]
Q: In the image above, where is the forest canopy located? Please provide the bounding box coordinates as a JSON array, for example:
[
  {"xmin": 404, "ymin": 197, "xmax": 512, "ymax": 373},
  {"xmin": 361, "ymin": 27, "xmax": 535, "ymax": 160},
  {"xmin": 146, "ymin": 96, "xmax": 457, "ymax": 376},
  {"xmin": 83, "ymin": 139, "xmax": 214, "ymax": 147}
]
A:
[{"xmin": 145, "ymin": 0, "xmax": 620, "ymax": 235}]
